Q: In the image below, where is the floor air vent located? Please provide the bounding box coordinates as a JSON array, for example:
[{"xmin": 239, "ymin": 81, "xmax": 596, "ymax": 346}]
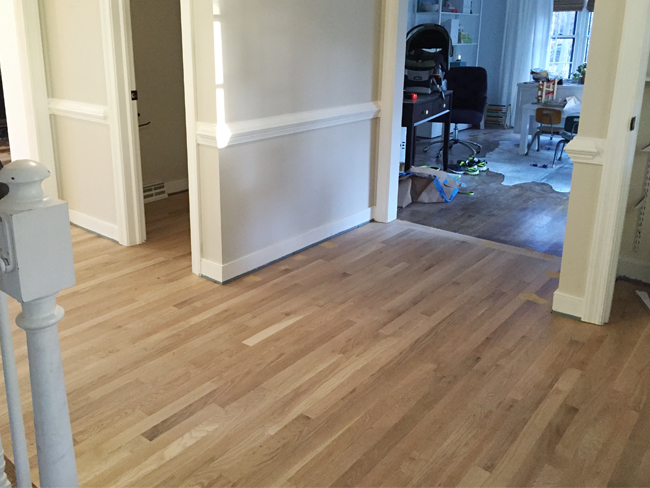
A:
[{"xmin": 143, "ymin": 182, "xmax": 168, "ymax": 203}]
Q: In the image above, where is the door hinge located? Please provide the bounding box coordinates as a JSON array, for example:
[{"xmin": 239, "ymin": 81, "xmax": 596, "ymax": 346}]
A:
[
  {"xmin": 631, "ymin": 117, "xmax": 637, "ymax": 131},
  {"xmin": 131, "ymin": 90, "xmax": 138, "ymax": 101}
]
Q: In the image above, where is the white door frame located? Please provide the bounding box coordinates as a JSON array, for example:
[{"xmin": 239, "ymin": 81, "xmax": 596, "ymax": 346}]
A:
[
  {"xmin": 562, "ymin": 0, "xmax": 650, "ymax": 325},
  {"xmin": 179, "ymin": 0, "xmax": 203, "ymax": 275},
  {"xmin": 374, "ymin": 0, "xmax": 409, "ymax": 223},
  {"xmin": 100, "ymin": 0, "xmax": 146, "ymax": 247},
  {"xmin": 0, "ymin": 0, "xmax": 59, "ymax": 199}
]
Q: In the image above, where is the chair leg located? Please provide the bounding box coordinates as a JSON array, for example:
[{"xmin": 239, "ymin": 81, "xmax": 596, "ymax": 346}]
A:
[
  {"xmin": 553, "ymin": 140, "xmax": 562, "ymax": 168},
  {"xmin": 526, "ymin": 131, "xmax": 540, "ymax": 156}
]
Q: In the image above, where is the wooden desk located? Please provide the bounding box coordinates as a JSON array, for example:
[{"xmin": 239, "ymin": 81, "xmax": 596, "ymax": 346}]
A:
[{"xmin": 402, "ymin": 91, "xmax": 452, "ymax": 171}]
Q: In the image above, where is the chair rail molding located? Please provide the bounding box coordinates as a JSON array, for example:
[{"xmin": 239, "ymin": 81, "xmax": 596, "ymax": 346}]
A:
[
  {"xmin": 196, "ymin": 102, "xmax": 380, "ymax": 148},
  {"xmin": 48, "ymin": 99, "xmax": 109, "ymax": 124},
  {"xmin": 564, "ymin": 136, "xmax": 605, "ymax": 165}
]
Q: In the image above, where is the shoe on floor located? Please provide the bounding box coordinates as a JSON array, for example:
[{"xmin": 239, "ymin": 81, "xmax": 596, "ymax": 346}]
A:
[
  {"xmin": 467, "ymin": 156, "xmax": 488, "ymax": 172},
  {"xmin": 450, "ymin": 161, "xmax": 479, "ymax": 176}
]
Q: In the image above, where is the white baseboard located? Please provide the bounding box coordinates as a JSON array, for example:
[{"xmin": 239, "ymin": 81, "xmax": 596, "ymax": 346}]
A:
[
  {"xmin": 200, "ymin": 258, "xmax": 224, "ymax": 283},
  {"xmin": 200, "ymin": 208, "xmax": 372, "ymax": 283},
  {"xmin": 166, "ymin": 177, "xmax": 188, "ymax": 195},
  {"xmin": 618, "ymin": 257, "xmax": 650, "ymax": 284},
  {"xmin": 552, "ymin": 290, "xmax": 585, "ymax": 320},
  {"xmin": 69, "ymin": 209, "xmax": 119, "ymax": 242}
]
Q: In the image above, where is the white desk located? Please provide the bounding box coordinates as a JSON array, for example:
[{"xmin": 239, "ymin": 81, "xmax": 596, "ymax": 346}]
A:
[
  {"xmin": 519, "ymin": 103, "xmax": 581, "ymax": 155},
  {"xmin": 514, "ymin": 83, "xmax": 584, "ymax": 132}
]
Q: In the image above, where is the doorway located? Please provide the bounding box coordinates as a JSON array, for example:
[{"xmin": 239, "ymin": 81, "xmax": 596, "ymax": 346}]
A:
[
  {"xmin": 129, "ymin": 0, "xmax": 190, "ymax": 246},
  {"xmin": 0, "ymin": 70, "xmax": 9, "ymax": 166},
  {"xmin": 396, "ymin": 0, "xmax": 589, "ymax": 258}
]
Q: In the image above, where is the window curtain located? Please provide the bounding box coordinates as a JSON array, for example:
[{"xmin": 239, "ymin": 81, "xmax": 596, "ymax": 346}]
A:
[
  {"xmin": 499, "ymin": 0, "xmax": 554, "ymax": 112},
  {"xmin": 554, "ymin": 0, "xmax": 586, "ymax": 11}
]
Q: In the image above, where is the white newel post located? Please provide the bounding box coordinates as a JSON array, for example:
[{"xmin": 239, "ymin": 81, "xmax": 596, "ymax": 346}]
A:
[{"xmin": 0, "ymin": 160, "xmax": 78, "ymax": 488}]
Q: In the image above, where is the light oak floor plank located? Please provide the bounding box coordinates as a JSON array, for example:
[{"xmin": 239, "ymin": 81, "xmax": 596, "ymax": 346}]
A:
[{"xmin": 0, "ymin": 193, "xmax": 648, "ymax": 487}]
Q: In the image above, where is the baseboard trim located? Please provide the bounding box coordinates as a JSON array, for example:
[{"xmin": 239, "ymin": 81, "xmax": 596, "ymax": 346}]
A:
[
  {"xmin": 69, "ymin": 209, "xmax": 119, "ymax": 242},
  {"xmin": 200, "ymin": 208, "xmax": 373, "ymax": 283},
  {"xmin": 552, "ymin": 290, "xmax": 585, "ymax": 320},
  {"xmin": 166, "ymin": 178, "xmax": 189, "ymax": 195},
  {"xmin": 618, "ymin": 257, "xmax": 650, "ymax": 284},
  {"xmin": 200, "ymin": 258, "xmax": 224, "ymax": 284}
]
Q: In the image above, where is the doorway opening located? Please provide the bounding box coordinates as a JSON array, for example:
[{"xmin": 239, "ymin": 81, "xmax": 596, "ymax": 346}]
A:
[
  {"xmin": 396, "ymin": 0, "xmax": 592, "ymax": 258},
  {"xmin": 129, "ymin": 0, "xmax": 190, "ymax": 249},
  {"xmin": 0, "ymin": 70, "xmax": 9, "ymax": 166}
]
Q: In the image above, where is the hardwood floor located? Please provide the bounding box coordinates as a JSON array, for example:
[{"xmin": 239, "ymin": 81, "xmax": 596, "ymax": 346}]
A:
[
  {"xmin": 0, "ymin": 193, "xmax": 648, "ymax": 487},
  {"xmin": 399, "ymin": 129, "xmax": 570, "ymax": 257}
]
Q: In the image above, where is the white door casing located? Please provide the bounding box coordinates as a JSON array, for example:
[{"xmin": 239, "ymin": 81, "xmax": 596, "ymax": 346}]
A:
[
  {"xmin": 374, "ymin": 0, "xmax": 409, "ymax": 223},
  {"xmin": 562, "ymin": 0, "xmax": 650, "ymax": 325},
  {"xmin": 100, "ymin": 0, "xmax": 146, "ymax": 246},
  {"xmin": 0, "ymin": 0, "xmax": 59, "ymax": 198}
]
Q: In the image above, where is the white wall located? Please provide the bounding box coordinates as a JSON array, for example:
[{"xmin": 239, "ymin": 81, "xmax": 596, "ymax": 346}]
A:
[
  {"xmin": 196, "ymin": 0, "xmax": 382, "ymax": 282},
  {"xmin": 130, "ymin": 0, "xmax": 188, "ymax": 192},
  {"xmin": 478, "ymin": 0, "xmax": 507, "ymax": 104}
]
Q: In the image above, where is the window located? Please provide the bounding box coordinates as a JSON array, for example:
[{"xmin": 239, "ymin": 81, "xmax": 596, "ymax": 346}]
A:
[{"xmin": 548, "ymin": 9, "xmax": 594, "ymax": 80}]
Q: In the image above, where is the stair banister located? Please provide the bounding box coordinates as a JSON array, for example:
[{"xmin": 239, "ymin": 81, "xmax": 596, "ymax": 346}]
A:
[{"xmin": 0, "ymin": 160, "xmax": 78, "ymax": 488}]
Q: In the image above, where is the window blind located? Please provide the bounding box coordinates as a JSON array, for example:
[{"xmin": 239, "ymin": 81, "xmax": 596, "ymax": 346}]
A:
[
  {"xmin": 553, "ymin": 0, "xmax": 586, "ymax": 11},
  {"xmin": 587, "ymin": 0, "xmax": 595, "ymax": 12}
]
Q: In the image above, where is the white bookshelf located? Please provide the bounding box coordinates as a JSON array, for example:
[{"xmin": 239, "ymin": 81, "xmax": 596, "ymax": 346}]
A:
[{"xmin": 409, "ymin": 0, "xmax": 483, "ymax": 67}]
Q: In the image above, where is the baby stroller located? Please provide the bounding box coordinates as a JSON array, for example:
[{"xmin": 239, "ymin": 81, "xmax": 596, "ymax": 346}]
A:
[{"xmin": 404, "ymin": 24, "xmax": 453, "ymax": 97}]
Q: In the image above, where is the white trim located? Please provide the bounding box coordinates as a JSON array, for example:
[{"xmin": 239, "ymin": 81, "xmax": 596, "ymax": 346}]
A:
[
  {"xmin": 196, "ymin": 102, "xmax": 380, "ymax": 148},
  {"xmin": 618, "ymin": 257, "xmax": 650, "ymax": 284},
  {"xmin": 564, "ymin": 136, "xmax": 605, "ymax": 165},
  {"xmin": 579, "ymin": 0, "xmax": 650, "ymax": 325},
  {"xmin": 99, "ymin": 0, "xmax": 146, "ymax": 247},
  {"xmin": 201, "ymin": 208, "xmax": 372, "ymax": 283},
  {"xmin": 68, "ymin": 209, "xmax": 119, "ymax": 242},
  {"xmin": 180, "ymin": 0, "xmax": 203, "ymax": 276},
  {"xmin": 195, "ymin": 123, "xmax": 218, "ymax": 148},
  {"xmin": 48, "ymin": 99, "xmax": 109, "ymax": 124},
  {"xmin": 374, "ymin": 0, "xmax": 408, "ymax": 224},
  {"xmin": 552, "ymin": 291, "xmax": 585, "ymax": 320},
  {"xmin": 199, "ymin": 258, "xmax": 223, "ymax": 284},
  {"xmin": 165, "ymin": 177, "xmax": 189, "ymax": 195}
]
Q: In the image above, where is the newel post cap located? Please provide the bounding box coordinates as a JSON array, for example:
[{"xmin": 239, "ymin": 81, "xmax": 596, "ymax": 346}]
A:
[{"xmin": 0, "ymin": 160, "xmax": 52, "ymax": 211}]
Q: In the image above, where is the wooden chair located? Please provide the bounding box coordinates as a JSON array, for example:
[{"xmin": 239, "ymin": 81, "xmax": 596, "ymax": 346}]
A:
[{"xmin": 525, "ymin": 107, "xmax": 563, "ymax": 156}]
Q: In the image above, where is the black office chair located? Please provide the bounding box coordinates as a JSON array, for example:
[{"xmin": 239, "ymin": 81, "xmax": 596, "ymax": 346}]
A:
[{"xmin": 425, "ymin": 67, "xmax": 488, "ymax": 157}]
